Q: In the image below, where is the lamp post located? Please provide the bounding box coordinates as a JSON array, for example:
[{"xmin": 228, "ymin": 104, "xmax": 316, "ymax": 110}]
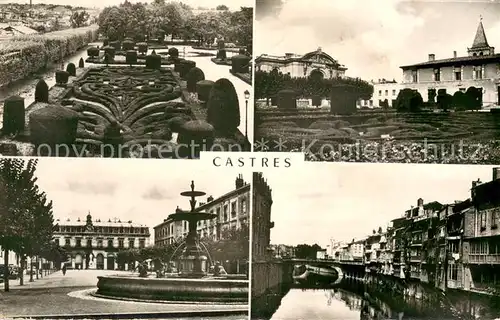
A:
[{"xmin": 244, "ymin": 90, "xmax": 250, "ymax": 139}]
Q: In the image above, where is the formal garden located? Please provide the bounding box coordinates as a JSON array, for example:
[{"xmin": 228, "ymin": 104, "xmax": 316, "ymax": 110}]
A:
[
  {"xmin": 254, "ymin": 70, "xmax": 500, "ymax": 163},
  {"xmin": 0, "ymin": 1, "xmax": 252, "ymax": 158}
]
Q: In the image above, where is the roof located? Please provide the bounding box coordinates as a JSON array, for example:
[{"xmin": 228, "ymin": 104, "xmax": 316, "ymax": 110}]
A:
[
  {"xmin": 472, "ymin": 20, "xmax": 489, "ymax": 49},
  {"xmin": 55, "ymin": 219, "xmax": 148, "ymax": 228},
  {"xmin": 255, "ymin": 48, "xmax": 347, "ymax": 70},
  {"xmin": 400, "ymin": 53, "xmax": 500, "ymax": 69}
]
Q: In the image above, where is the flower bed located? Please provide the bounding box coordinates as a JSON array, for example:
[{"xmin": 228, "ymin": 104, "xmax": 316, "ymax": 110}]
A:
[{"xmin": 0, "ymin": 25, "xmax": 99, "ymax": 87}]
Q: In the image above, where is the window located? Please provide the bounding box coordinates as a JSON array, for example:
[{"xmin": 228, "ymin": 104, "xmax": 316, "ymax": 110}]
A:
[
  {"xmin": 454, "ymin": 67, "xmax": 462, "ymax": 81},
  {"xmin": 129, "ymin": 239, "xmax": 135, "ymax": 248},
  {"xmin": 231, "ymin": 202, "xmax": 237, "ymax": 217},
  {"xmin": 369, "ymin": 100, "xmax": 373, "ymax": 107},
  {"xmin": 108, "ymin": 239, "xmax": 114, "ymax": 248},
  {"xmin": 459, "ymin": 88, "xmax": 466, "ymax": 92},
  {"xmin": 65, "ymin": 238, "xmax": 70, "ymax": 246},
  {"xmin": 474, "ymin": 66, "xmax": 483, "ymax": 80},
  {"xmin": 433, "ymin": 68, "xmax": 440, "ymax": 81},
  {"xmin": 392, "ymin": 89, "xmax": 396, "ymax": 96},
  {"xmin": 449, "ymin": 264, "xmax": 458, "ymax": 280},
  {"xmin": 385, "ymin": 90, "xmax": 388, "ymax": 96},
  {"xmin": 223, "ymin": 205, "xmax": 228, "ymax": 221},
  {"xmin": 242, "ymin": 198, "xmax": 247, "ymax": 214},
  {"xmin": 481, "ymin": 211, "xmax": 487, "ymax": 230},
  {"xmin": 97, "ymin": 239, "xmax": 103, "ymax": 248},
  {"xmin": 448, "ymin": 241, "xmax": 459, "ymax": 254},
  {"xmin": 76, "ymin": 238, "xmax": 81, "ymax": 247},
  {"xmin": 54, "ymin": 239, "xmax": 59, "ymax": 246},
  {"xmin": 86, "ymin": 239, "xmax": 92, "ymax": 248},
  {"xmin": 378, "ymin": 90, "xmax": 382, "ymax": 96},
  {"xmin": 118, "ymin": 238, "xmax": 124, "ymax": 248},
  {"xmin": 492, "ymin": 209, "xmax": 499, "ymax": 228},
  {"xmin": 412, "ymin": 70, "xmax": 418, "ymax": 83}
]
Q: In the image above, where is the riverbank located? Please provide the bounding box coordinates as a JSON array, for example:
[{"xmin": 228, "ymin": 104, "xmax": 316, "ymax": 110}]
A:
[{"xmin": 0, "ymin": 25, "xmax": 99, "ymax": 88}]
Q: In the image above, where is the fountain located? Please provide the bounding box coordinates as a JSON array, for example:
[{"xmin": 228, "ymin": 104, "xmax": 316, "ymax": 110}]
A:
[{"xmin": 94, "ymin": 181, "xmax": 248, "ymax": 303}]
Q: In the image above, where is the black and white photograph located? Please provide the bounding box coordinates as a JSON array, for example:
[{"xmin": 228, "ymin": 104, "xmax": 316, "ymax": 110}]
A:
[
  {"xmin": 252, "ymin": 165, "xmax": 500, "ymax": 319},
  {"xmin": 254, "ymin": 0, "xmax": 500, "ymax": 164},
  {"xmin": 0, "ymin": 0, "xmax": 253, "ymax": 159},
  {"xmin": 0, "ymin": 158, "xmax": 250, "ymax": 319}
]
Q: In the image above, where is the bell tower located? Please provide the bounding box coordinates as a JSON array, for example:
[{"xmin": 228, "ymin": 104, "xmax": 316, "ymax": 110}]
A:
[{"xmin": 468, "ymin": 17, "xmax": 495, "ymax": 57}]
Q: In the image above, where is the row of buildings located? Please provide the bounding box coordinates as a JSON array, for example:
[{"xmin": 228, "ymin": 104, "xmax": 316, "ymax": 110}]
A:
[
  {"xmin": 0, "ymin": 175, "xmax": 252, "ymax": 272},
  {"xmin": 330, "ymin": 167, "xmax": 500, "ymax": 295},
  {"xmin": 255, "ymin": 19, "xmax": 500, "ymax": 109}
]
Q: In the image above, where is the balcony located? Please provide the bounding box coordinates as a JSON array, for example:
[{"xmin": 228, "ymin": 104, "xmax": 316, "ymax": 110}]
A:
[
  {"xmin": 410, "ymin": 271, "xmax": 421, "ymax": 279},
  {"xmin": 410, "ymin": 255, "xmax": 422, "ymax": 263},
  {"xmin": 469, "ymin": 254, "xmax": 500, "ymax": 264}
]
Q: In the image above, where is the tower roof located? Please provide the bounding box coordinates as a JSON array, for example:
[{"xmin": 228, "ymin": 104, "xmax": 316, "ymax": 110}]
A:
[{"xmin": 472, "ymin": 20, "xmax": 489, "ymax": 49}]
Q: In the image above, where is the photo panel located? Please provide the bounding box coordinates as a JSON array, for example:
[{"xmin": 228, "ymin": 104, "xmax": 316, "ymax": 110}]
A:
[
  {"xmin": 251, "ymin": 163, "xmax": 500, "ymax": 320},
  {"xmin": 254, "ymin": 0, "xmax": 500, "ymax": 164},
  {"xmin": 0, "ymin": 157, "xmax": 250, "ymax": 319},
  {"xmin": 0, "ymin": 0, "xmax": 253, "ymax": 160}
]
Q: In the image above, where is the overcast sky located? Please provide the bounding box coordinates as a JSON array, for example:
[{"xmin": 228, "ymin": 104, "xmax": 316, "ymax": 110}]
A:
[
  {"xmin": 31, "ymin": 158, "xmax": 249, "ymax": 241},
  {"xmin": 255, "ymin": 0, "xmax": 500, "ymax": 81},
  {"xmin": 0, "ymin": 0, "xmax": 253, "ymax": 10},
  {"xmin": 265, "ymin": 163, "xmax": 498, "ymax": 248}
]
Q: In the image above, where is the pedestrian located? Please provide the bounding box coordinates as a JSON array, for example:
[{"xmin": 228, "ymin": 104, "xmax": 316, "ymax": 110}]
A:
[{"xmin": 62, "ymin": 263, "xmax": 67, "ymax": 276}]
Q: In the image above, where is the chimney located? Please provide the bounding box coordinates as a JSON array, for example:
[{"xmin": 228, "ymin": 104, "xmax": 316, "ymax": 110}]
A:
[
  {"xmin": 428, "ymin": 54, "xmax": 435, "ymax": 61},
  {"xmin": 453, "ymin": 51, "xmax": 457, "ymax": 58},
  {"xmin": 235, "ymin": 174, "xmax": 244, "ymax": 189},
  {"xmin": 417, "ymin": 198, "xmax": 424, "ymax": 207},
  {"xmin": 493, "ymin": 168, "xmax": 500, "ymax": 181},
  {"xmin": 207, "ymin": 195, "xmax": 214, "ymax": 202}
]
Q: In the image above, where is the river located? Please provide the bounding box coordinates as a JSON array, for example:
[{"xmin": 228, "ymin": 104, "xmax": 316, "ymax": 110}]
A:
[
  {"xmin": 0, "ymin": 43, "xmax": 252, "ymax": 142},
  {"xmin": 265, "ymin": 279, "xmax": 500, "ymax": 320}
]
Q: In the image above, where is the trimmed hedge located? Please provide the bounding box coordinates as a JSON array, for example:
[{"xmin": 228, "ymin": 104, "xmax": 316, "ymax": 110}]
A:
[
  {"xmin": 0, "ymin": 25, "xmax": 98, "ymax": 87},
  {"xmin": 206, "ymin": 78, "xmax": 240, "ymax": 133},
  {"xmin": 137, "ymin": 42, "xmax": 148, "ymax": 54},
  {"xmin": 196, "ymin": 80, "xmax": 215, "ymax": 102},
  {"xmin": 3, "ymin": 95, "xmax": 25, "ymax": 135},
  {"xmin": 231, "ymin": 54, "xmax": 250, "ymax": 73},
  {"xmin": 330, "ymin": 84, "xmax": 358, "ymax": 115},
  {"xmin": 55, "ymin": 70, "xmax": 69, "ymax": 85},
  {"xmin": 79, "ymin": 57, "xmax": 85, "ymax": 68},
  {"xmin": 277, "ymin": 89, "xmax": 297, "ymax": 109},
  {"xmin": 145, "ymin": 54, "xmax": 161, "ymax": 69},
  {"xmin": 29, "ymin": 105, "xmax": 79, "ymax": 146},
  {"xmin": 168, "ymin": 47, "xmax": 179, "ymax": 59},
  {"xmin": 177, "ymin": 120, "xmax": 215, "ymax": 159},
  {"xmin": 126, "ymin": 50, "xmax": 138, "ymax": 65},
  {"xmin": 66, "ymin": 63, "xmax": 76, "ymax": 76},
  {"xmin": 35, "ymin": 79, "xmax": 49, "ymax": 103},
  {"xmin": 186, "ymin": 67, "xmax": 205, "ymax": 93}
]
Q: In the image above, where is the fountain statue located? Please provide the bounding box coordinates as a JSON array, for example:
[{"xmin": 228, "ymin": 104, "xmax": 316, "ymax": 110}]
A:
[
  {"xmin": 168, "ymin": 181, "xmax": 216, "ymax": 277},
  {"xmin": 94, "ymin": 180, "xmax": 248, "ymax": 303}
]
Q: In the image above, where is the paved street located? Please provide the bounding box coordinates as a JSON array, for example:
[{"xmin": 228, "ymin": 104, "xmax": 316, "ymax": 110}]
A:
[{"xmin": 0, "ymin": 270, "xmax": 247, "ymax": 319}]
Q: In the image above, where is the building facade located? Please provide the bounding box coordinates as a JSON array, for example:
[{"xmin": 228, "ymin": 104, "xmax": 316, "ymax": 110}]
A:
[
  {"xmin": 400, "ymin": 20, "xmax": 500, "ymax": 107},
  {"xmin": 53, "ymin": 214, "xmax": 150, "ymax": 270},
  {"xmin": 255, "ymin": 48, "xmax": 347, "ymax": 79},
  {"xmin": 252, "ymin": 172, "xmax": 273, "ymax": 261},
  {"xmin": 357, "ymin": 79, "xmax": 402, "ymax": 109},
  {"xmin": 154, "ymin": 175, "xmax": 250, "ymax": 246}
]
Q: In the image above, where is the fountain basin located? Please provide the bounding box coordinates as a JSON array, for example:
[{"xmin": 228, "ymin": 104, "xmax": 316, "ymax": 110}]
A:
[{"xmin": 96, "ymin": 275, "xmax": 249, "ymax": 303}]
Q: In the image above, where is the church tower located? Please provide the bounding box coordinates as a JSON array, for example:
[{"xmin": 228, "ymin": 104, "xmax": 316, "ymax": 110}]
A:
[{"xmin": 468, "ymin": 18, "xmax": 495, "ymax": 57}]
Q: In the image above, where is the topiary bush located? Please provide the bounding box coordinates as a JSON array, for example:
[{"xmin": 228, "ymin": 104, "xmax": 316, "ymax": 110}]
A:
[
  {"xmin": 277, "ymin": 89, "xmax": 297, "ymax": 109},
  {"xmin": 167, "ymin": 116, "xmax": 190, "ymax": 132},
  {"xmin": 3, "ymin": 95, "xmax": 25, "ymax": 135},
  {"xmin": 394, "ymin": 88, "xmax": 423, "ymax": 112},
  {"xmin": 196, "ymin": 80, "xmax": 215, "ymax": 102},
  {"xmin": 177, "ymin": 120, "xmax": 215, "ymax": 159},
  {"xmin": 216, "ymin": 49, "xmax": 227, "ymax": 60},
  {"xmin": 103, "ymin": 45, "xmax": 115, "ymax": 59},
  {"xmin": 465, "ymin": 86, "xmax": 482, "ymax": 110},
  {"xmin": 66, "ymin": 63, "xmax": 76, "ymax": 76},
  {"xmin": 157, "ymin": 32, "xmax": 165, "ymax": 44},
  {"xmin": 311, "ymin": 95, "xmax": 322, "ymax": 107},
  {"xmin": 29, "ymin": 105, "xmax": 79, "ymax": 147},
  {"xmin": 231, "ymin": 54, "xmax": 251, "ymax": 73},
  {"xmin": 87, "ymin": 46, "xmax": 99, "ymax": 57},
  {"xmin": 186, "ymin": 67, "xmax": 205, "ymax": 92},
  {"xmin": 177, "ymin": 60, "xmax": 196, "ymax": 78},
  {"xmin": 55, "ymin": 70, "xmax": 70, "ymax": 85},
  {"xmin": 103, "ymin": 120, "xmax": 123, "ymax": 157},
  {"xmin": 122, "ymin": 39, "xmax": 135, "ymax": 51},
  {"xmin": 330, "ymin": 84, "xmax": 359, "ymax": 115},
  {"xmin": 137, "ymin": 42, "xmax": 148, "ymax": 55},
  {"xmin": 238, "ymin": 48, "xmax": 247, "ymax": 55},
  {"xmin": 206, "ymin": 78, "xmax": 240, "ymax": 133},
  {"xmin": 102, "ymin": 37, "xmax": 109, "ymax": 46},
  {"xmin": 168, "ymin": 47, "xmax": 179, "ymax": 59},
  {"xmin": 436, "ymin": 89, "xmax": 452, "ymax": 111},
  {"xmin": 452, "ymin": 91, "xmax": 467, "ymax": 110},
  {"xmin": 79, "ymin": 57, "xmax": 85, "ymax": 68},
  {"xmin": 109, "ymin": 40, "xmax": 121, "ymax": 51},
  {"xmin": 145, "ymin": 54, "xmax": 161, "ymax": 69},
  {"xmin": 126, "ymin": 50, "xmax": 138, "ymax": 65},
  {"xmin": 35, "ymin": 79, "xmax": 49, "ymax": 103}
]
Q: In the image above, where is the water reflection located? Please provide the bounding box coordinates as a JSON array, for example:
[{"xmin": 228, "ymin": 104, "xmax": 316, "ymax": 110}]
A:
[{"xmin": 269, "ymin": 278, "xmax": 500, "ymax": 320}]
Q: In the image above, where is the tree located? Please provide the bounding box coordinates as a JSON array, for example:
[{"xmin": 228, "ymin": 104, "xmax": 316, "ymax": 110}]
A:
[
  {"xmin": 0, "ymin": 159, "xmax": 42, "ymax": 290},
  {"xmin": 255, "ymin": 0, "xmax": 283, "ymax": 20},
  {"xmin": 294, "ymin": 244, "xmax": 323, "ymax": 259},
  {"xmin": 98, "ymin": 6, "xmax": 128, "ymax": 41},
  {"xmin": 216, "ymin": 4, "xmax": 229, "ymax": 10},
  {"xmin": 70, "ymin": 10, "xmax": 90, "ymax": 28}
]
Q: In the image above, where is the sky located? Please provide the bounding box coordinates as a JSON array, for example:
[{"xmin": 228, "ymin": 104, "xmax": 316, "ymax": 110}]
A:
[
  {"xmin": 255, "ymin": 0, "xmax": 500, "ymax": 81},
  {"xmin": 29, "ymin": 158, "xmax": 249, "ymax": 241},
  {"xmin": 0, "ymin": 0, "xmax": 253, "ymax": 10},
  {"xmin": 265, "ymin": 163, "xmax": 499, "ymax": 248}
]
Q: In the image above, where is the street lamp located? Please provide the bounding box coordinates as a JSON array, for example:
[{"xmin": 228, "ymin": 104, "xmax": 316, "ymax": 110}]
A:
[{"xmin": 244, "ymin": 90, "xmax": 250, "ymax": 139}]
